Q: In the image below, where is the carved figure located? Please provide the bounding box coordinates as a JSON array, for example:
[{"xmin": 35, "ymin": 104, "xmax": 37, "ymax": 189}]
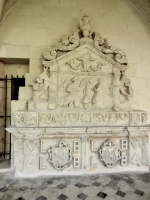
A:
[
  {"xmin": 82, "ymin": 79, "xmax": 94, "ymax": 108},
  {"xmin": 113, "ymin": 69, "xmax": 133, "ymax": 111},
  {"xmin": 33, "ymin": 72, "xmax": 49, "ymax": 102},
  {"xmin": 60, "ymin": 77, "xmax": 81, "ymax": 108},
  {"xmin": 93, "ymin": 78, "xmax": 112, "ymax": 109}
]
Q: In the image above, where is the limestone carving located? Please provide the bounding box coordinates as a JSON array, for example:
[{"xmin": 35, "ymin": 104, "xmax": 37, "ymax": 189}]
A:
[
  {"xmin": 94, "ymin": 33, "xmax": 128, "ymax": 65},
  {"xmin": 82, "ymin": 79, "xmax": 94, "ymax": 108},
  {"xmin": 48, "ymin": 141, "xmax": 73, "ymax": 170},
  {"xmin": 93, "ymin": 78, "xmax": 112, "ymax": 109},
  {"xmin": 43, "ymin": 32, "xmax": 79, "ymax": 60},
  {"xmin": 130, "ymin": 138, "xmax": 142, "ymax": 166},
  {"xmin": 113, "ymin": 69, "xmax": 133, "ymax": 111},
  {"xmin": 99, "ymin": 140, "xmax": 122, "ymax": 168},
  {"xmin": 23, "ymin": 155, "xmax": 38, "ymax": 173},
  {"xmin": 59, "ymin": 76, "xmax": 112, "ymax": 110},
  {"xmin": 14, "ymin": 112, "xmax": 25, "ymax": 126},
  {"xmin": 60, "ymin": 77, "xmax": 81, "ymax": 108},
  {"xmin": 15, "ymin": 111, "xmax": 149, "ymax": 126},
  {"xmin": 39, "ymin": 113, "xmax": 61, "ymax": 126},
  {"xmin": 43, "ymin": 15, "xmax": 128, "ymax": 65},
  {"xmin": 68, "ymin": 54, "xmax": 102, "ymax": 72},
  {"xmin": 26, "ymin": 140, "xmax": 37, "ymax": 152},
  {"xmin": 14, "ymin": 139, "xmax": 23, "ymax": 151},
  {"xmin": 25, "ymin": 112, "xmax": 38, "ymax": 126},
  {"xmin": 79, "ymin": 14, "xmax": 93, "ymax": 46},
  {"xmin": 79, "ymin": 14, "xmax": 92, "ymax": 38}
]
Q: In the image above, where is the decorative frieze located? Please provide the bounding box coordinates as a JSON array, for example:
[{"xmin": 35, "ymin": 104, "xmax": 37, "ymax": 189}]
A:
[{"xmin": 14, "ymin": 111, "xmax": 148, "ymax": 127}]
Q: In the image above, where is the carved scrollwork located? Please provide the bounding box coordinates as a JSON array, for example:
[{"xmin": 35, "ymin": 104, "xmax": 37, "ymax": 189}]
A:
[
  {"xmin": 43, "ymin": 32, "xmax": 79, "ymax": 61},
  {"xmin": 94, "ymin": 33, "xmax": 128, "ymax": 65},
  {"xmin": 68, "ymin": 54, "xmax": 102, "ymax": 72}
]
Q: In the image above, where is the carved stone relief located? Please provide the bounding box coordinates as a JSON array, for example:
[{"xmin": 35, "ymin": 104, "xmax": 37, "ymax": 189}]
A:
[
  {"xmin": 48, "ymin": 141, "xmax": 73, "ymax": 170},
  {"xmin": 23, "ymin": 155, "xmax": 38, "ymax": 174},
  {"xmin": 24, "ymin": 140, "xmax": 38, "ymax": 155},
  {"xmin": 68, "ymin": 54, "xmax": 102, "ymax": 72},
  {"xmin": 99, "ymin": 140, "xmax": 122, "ymax": 168},
  {"xmin": 25, "ymin": 112, "xmax": 38, "ymax": 126},
  {"xmin": 7, "ymin": 14, "xmax": 150, "ymax": 177},
  {"xmin": 14, "ymin": 111, "xmax": 148, "ymax": 127},
  {"xmin": 42, "ymin": 14, "xmax": 128, "ymax": 65},
  {"xmin": 14, "ymin": 138, "xmax": 24, "ymax": 172}
]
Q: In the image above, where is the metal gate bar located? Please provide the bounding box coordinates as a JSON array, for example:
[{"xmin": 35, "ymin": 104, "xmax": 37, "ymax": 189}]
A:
[{"xmin": 0, "ymin": 75, "xmax": 25, "ymax": 159}]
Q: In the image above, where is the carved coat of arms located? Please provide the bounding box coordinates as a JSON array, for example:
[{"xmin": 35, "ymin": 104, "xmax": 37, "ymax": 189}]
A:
[
  {"xmin": 99, "ymin": 140, "xmax": 122, "ymax": 168},
  {"xmin": 48, "ymin": 141, "xmax": 73, "ymax": 170}
]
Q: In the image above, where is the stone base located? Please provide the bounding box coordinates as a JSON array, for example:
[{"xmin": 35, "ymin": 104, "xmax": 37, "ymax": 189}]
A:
[{"xmin": 6, "ymin": 126, "xmax": 150, "ymax": 177}]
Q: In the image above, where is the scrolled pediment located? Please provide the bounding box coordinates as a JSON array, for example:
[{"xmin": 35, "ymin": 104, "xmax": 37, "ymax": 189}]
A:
[{"xmin": 43, "ymin": 15, "xmax": 128, "ymax": 66}]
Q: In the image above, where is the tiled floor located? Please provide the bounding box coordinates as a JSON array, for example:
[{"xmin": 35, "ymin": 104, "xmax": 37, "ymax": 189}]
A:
[{"xmin": 0, "ymin": 171, "xmax": 150, "ymax": 200}]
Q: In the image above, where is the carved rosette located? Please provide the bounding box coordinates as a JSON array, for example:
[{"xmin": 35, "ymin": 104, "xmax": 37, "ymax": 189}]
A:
[
  {"xmin": 48, "ymin": 141, "xmax": 73, "ymax": 170},
  {"xmin": 99, "ymin": 140, "xmax": 122, "ymax": 168}
]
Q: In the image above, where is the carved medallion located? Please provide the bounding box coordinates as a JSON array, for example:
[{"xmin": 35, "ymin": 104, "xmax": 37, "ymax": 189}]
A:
[
  {"xmin": 99, "ymin": 140, "xmax": 122, "ymax": 168},
  {"xmin": 48, "ymin": 141, "xmax": 73, "ymax": 170}
]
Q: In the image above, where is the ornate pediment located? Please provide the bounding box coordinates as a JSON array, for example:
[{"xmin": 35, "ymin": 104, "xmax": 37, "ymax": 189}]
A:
[
  {"xmin": 43, "ymin": 15, "xmax": 128, "ymax": 66},
  {"xmin": 13, "ymin": 15, "xmax": 148, "ymax": 127}
]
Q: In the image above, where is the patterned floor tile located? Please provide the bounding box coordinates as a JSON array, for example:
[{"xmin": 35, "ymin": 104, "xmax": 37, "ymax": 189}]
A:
[
  {"xmin": 97, "ymin": 191, "xmax": 107, "ymax": 198},
  {"xmin": 134, "ymin": 189, "xmax": 144, "ymax": 196},
  {"xmin": 57, "ymin": 194, "xmax": 68, "ymax": 200},
  {"xmin": 0, "ymin": 187, "xmax": 8, "ymax": 192},
  {"xmin": 116, "ymin": 190, "xmax": 126, "ymax": 197},
  {"xmin": 19, "ymin": 186, "xmax": 28, "ymax": 191},
  {"xmin": 78, "ymin": 193, "xmax": 88, "ymax": 200},
  {"xmin": 0, "ymin": 172, "xmax": 149, "ymax": 200},
  {"xmin": 36, "ymin": 196, "xmax": 47, "ymax": 200}
]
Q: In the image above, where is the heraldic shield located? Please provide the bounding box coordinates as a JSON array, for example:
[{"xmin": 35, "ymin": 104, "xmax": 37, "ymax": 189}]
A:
[
  {"xmin": 48, "ymin": 141, "xmax": 73, "ymax": 170},
  {"xmin": 99, "ymin": 140, "xmax": 122, "ymax": 168}
]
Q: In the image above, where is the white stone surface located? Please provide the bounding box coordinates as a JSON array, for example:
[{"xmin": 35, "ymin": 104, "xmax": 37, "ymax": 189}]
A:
[{"xmin": 1, "ymin": 2, "xmax": 150, "ymax": 177}]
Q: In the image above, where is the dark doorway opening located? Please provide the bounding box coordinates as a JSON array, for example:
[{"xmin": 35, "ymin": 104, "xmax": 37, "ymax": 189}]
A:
[{"xmin": 0, "ymin": 76, "xmax": 25, "ymax": 163}]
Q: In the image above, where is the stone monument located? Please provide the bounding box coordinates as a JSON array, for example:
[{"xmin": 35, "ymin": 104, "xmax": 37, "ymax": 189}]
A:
[{"xmin": 6, "ymin": 15, "xmax": 150, "ymax": 177}]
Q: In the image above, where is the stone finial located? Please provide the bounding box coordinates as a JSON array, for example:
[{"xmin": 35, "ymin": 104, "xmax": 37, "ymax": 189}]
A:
[{"xmin": 79, "ymin": 14, "xmax": 92, "ymax": 38}]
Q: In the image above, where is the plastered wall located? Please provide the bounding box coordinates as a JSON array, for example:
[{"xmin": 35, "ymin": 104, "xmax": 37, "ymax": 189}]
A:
[{"xmin": 0, "ymin": 0, "xmax": 150, "ymax": 127}]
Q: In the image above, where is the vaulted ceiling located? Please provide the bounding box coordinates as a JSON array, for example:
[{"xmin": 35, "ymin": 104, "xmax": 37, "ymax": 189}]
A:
[{"xmin": 0, "ymin": 0, "xmax": 150, "ymax": 23}]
